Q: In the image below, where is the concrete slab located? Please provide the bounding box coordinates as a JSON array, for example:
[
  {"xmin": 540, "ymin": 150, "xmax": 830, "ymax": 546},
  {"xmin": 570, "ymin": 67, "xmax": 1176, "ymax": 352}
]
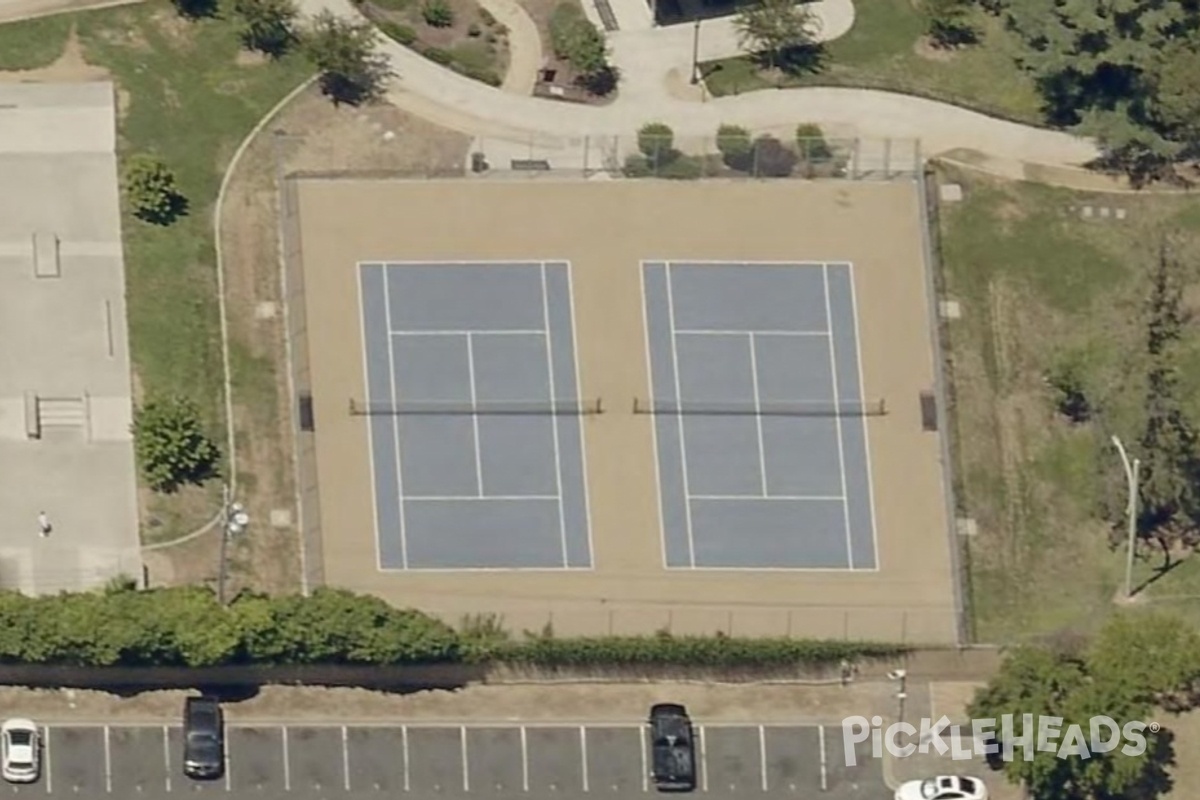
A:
[{"xmin": 0, "ymin": 82, "xmax": 140, "ymax": 594}]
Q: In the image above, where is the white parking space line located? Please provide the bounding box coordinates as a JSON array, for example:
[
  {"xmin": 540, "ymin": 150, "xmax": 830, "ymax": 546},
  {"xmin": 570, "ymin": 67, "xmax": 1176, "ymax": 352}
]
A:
[
  {"xmin": 520, "ymin": 726, "xmax": 530, "ymax": 792},
  {"xmin": 819, "ymin": 725, "xmax": 828, "ymax": 791},
  {"xmin": 282, "ymin": 727, "xmax": 291, "ymax": 792},
  {"xmin": 224, "ymin": 724, "xmax": 232, "ymax": 791},
  {"xmin": 639, "ymin": 724, "xmax": 648, "ymax": 792},
  {"xmin": 342, "ymin": 726, "xmax": 351, "ymax": 791},
  {"xmin": 401, "ymin": 726, "xmax": 411, "ymax": 793},
  {"xmin": 579, "ymin": 727, "xmax": 589, "ymax": 792},
  {"xmin": 460, "ymin": 726, "xmax": 470, "ymax": 791},
  {"xmin": 43, "ymin": 727, "xmax": 51, "ymax": 794},
  {"xmin": 162, "ymin": 725, "xmax": 172, "ymax": 793},
  {"xmin": 699, "ymin": 726, "xmax": 709, "ymax": 793},
  {"xmin": 758, "ymin": 726, "xmax": 768, "ymax": 792},
  {"xmin": 104, "ymin": 725, "xmax": 112, "ymax": 792}
]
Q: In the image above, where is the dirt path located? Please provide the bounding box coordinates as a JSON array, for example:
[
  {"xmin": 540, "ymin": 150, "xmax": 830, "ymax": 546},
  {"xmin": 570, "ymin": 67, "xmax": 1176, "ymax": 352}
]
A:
[{"xmin": 476, "ymin": 0, "xmax": 542, "ymax": 95}]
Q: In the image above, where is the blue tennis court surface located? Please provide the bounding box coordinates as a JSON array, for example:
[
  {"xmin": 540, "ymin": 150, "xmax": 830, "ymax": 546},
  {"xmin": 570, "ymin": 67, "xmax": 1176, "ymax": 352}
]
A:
[
  {"xmin": 358, "ymin": 262, "xmax": 592, "ymax": 570},
  {"xmin": 642, "ymin": 262, "xmax": 878, "ymax": 570}
]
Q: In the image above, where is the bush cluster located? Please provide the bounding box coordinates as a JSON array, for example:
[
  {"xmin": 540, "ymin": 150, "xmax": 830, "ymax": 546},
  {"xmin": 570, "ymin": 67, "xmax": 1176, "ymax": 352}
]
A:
[{"xmin": 0, "ymin": 585, "xmax": 905, "ymax": 670}]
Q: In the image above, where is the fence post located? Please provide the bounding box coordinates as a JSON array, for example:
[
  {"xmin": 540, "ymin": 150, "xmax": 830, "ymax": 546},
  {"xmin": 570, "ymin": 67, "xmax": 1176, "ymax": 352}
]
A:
[
  {"xmin": 884, "ymin": 137, "xmax": 893, "ymax": 179},
  {"xmin": 851, "ymin": 139, "xmax": 861, "ymax": 180},
  {"xmin": 582, "ymin": 135, "xmax": 590, "ymax": 177}
]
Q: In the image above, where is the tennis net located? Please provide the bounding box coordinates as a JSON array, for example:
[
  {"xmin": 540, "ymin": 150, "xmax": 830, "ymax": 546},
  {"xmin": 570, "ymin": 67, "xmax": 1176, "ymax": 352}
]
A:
[
  {"xmin": 349, "ymin": 398, "xmax": 605, "ymax": 416},
  {"xmin": 631, "ymin": 398, "xmax": 887, "ymax": 416}
]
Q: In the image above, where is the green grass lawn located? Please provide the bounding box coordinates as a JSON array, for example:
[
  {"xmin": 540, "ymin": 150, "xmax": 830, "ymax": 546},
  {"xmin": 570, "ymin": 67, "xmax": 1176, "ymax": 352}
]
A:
[
  {"xmin": 935, "ymin": 165, "xmax": 1200, "ymax": 642},
  {"xmin": 702, "ymin": 0, "xmax": 1045, "ymax": 125},
  {"xmin": 0, "ymin": 3, "xmax": 313, "ymax": 542}
]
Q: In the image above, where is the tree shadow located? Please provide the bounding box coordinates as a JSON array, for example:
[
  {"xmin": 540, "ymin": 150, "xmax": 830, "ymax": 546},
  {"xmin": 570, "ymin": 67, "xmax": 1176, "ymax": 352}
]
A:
[
  {"xmin": 172, "ymin": 0, "xmax": 220, "ymax": 20},
  {"xmin": 134, "ymin": 192, "xmax": 190, "ymax": 227}
]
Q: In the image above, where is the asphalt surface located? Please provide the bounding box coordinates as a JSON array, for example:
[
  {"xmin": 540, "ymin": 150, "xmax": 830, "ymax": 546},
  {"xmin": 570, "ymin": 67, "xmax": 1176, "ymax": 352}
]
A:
[{"xmin": 1, "ymin": 723, "xmax": 889, "ymax": 799}]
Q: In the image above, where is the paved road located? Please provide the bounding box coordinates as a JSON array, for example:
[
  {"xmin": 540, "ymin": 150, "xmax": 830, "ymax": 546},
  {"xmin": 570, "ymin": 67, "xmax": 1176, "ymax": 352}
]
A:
[{"xmin": 6, "ymin": 722, "xmax": 887, "ymax": 799}]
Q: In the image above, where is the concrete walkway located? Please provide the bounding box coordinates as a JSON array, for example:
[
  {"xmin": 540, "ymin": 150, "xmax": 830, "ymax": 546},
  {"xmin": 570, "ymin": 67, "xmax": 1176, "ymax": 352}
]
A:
[
  {"xmin": 288, "ymin": 0, "xmax": 1102, "ymax": 167},
  {"xmin": 476, "ymin": 0, "xmax": 542, "ymax": 94}
]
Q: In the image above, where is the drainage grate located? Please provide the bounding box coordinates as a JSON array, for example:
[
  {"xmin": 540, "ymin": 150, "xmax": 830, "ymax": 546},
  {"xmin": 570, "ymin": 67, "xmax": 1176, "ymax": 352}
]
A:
[
  {"xmin": 920, "ymin": 391, "xmax": 937, "ymax": 432},
  {"xmin": 299, "ymin": 393, "xmax": 314, "ymax": 432}
]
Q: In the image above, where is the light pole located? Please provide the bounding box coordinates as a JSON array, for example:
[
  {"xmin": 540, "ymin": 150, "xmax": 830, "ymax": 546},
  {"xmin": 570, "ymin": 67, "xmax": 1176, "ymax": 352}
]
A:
[
  {"xmin": 217, "ymin": 483, "xmax": 251, "ymax": 605},
  {"xmin": 1111, "ymin": 436, "xmax": 1140, "ymax": 598},
  {"xmin": 690, "ymin": 18, "xmax": 701, "ymax": 84}
]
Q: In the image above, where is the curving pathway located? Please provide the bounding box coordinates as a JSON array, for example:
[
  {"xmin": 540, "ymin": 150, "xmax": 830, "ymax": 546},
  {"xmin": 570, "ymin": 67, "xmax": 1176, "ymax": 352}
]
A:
[
  {"xmin": 475, "ymin": 0, "xmax": 542, "ymax": 95},
  {"xmin": 297, "ymin": 0, "xmax": 1102, "ymax": 167}
]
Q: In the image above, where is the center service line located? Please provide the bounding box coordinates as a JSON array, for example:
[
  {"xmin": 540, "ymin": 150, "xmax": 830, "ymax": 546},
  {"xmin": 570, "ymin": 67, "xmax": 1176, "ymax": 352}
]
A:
[
  {"xmin": 819, "ymin": 725, "xmax": 828, "ymax": 791},
  {"xmin": 342, "ymin": 726, "xmax": 351, "ymax": 791}
]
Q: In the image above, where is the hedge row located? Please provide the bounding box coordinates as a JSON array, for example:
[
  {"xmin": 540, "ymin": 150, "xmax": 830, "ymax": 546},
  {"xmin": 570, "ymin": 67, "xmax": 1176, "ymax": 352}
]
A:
[{"xmin": 0, "ymin": 586, "xmax": 906, "ymax": 668}]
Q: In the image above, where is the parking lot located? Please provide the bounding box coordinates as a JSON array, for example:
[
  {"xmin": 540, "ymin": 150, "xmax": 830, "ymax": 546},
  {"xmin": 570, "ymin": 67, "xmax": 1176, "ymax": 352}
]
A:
[{"xmin": 1, "ymin": 723, "xmax": 888, "ymax": 799}]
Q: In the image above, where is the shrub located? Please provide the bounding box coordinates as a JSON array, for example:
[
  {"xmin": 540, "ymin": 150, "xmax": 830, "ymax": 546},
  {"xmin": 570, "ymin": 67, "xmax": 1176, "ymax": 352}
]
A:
[
  {"xmin": 421, "ymin": 0, "xmax": 454, "ymax": 27},
  {"xmin": 549, "ymin": 2, "xmax": 582, "ymax": 56},
  {"xmin": 233, "ymin": 0, "xmax": 299, "ymax": 56},
  {"xmin": 549, "ymin": 2, "xmax": 608, "ymax": 76},
  {"xmin": 716, "ymin": 123, "xmax": 753, "ymax": 170},
  {"xmin": 379, "ymin": 20, "xmax": 418, "ymax": 45},
  {"xmin": 750, "ymin": 135, "xmax": 798, "ymax": 177},
  {"xmin": 122, "ymin": 154, "xmax": 186, "ymax": 225},
  {"xmin": 795, "ymin": 122, "xmax": 833, "ymax": 161},
  {"xmin": 1045, "ymin": 356, "xmax": 1092, "ymax": 423},
  {"xmin": 478, "ymin": 6, "xmax": 496, "ymax": 25},
  {"xmin": 659, "ymin": 154, "xmax": 705, "ymax": 180},
  {"xmin": 623, "ymin": 154, "xmax": 653, "ymax": 177},
  {"xmin": 131, "ymin": 395, "xmax": 220, "ymax": 493},
  {"xmin": 637, "ymin": 122, "xmax": 675, "ymax": 163},
  {"xmin": 421, "ymin": 45, "xmax": 454, "ymax": 65},
  {"xmin": 467, "ymin": 22, "xmax": 482, "ymax": 36}
]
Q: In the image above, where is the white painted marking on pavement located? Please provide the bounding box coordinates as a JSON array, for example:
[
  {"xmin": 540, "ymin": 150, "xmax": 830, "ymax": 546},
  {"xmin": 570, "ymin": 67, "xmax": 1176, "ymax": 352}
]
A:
[
  {"xmin": 402, "ymin": 725, "xmax": 411, "ymax": 793},
  {"xmin": 639, "ymin": 725, "xmax": 649, "ymax": 792},
  {"xmin": 104, "ymin": 726, "xmax": 112, "ymax": 792},
  {"xmin": 819, "ymin": 725, "xmax": 828, "ymax": 791},
  {"xmin": 162, "ymin": 726, "xmax": 171, "ymax": 793},
  {"xmin": 579, "ymin": 726, "xmax": 589, "ymax": 792},
  {"xmin": 520, "ymin": 726, "xmax": 529, "ymax": 792},
  {"xmin": 460, "ymin": 726, "xmax": 470, "ymax": 791},
  {"xmin": 43, "ymin": 727, "xmax": 52, "ymax": 794},
  {"xmin": 342, "ymin": 726, "xmax": 351, "ymax": 791},
  {"xmin": 759, "ymin": 725, "xmax": 768, "ymax": 792},
  {"xmin": 699, "ymin": 726, "xmax": 709, "ymax": 793},
  {"xmin": 281, "ymin": 727, "xmax": 291, "ymax": 792}
]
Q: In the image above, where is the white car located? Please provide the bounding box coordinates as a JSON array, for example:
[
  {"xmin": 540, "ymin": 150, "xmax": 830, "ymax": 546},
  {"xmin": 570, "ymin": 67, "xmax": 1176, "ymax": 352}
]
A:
[
  {"xmin": 894, "ymin": 775, "xmax": 989, "ymax": 800},
  {"xmin": 1, "ymin": 719, "xmax": 39, "ymax": 783}
]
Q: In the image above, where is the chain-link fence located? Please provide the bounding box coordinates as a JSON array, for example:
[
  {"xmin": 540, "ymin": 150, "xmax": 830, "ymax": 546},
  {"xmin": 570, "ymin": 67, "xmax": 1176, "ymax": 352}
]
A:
[{"xmin": 467, "ymin": 134, "xmax": 921, "ymax": 180}]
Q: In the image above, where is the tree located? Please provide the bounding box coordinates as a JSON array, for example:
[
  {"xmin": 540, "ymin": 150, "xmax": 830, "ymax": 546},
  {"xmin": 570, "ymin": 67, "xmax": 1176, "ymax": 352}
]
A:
[
  {"xmin": 233, "ymin": 0, "xmax": 300, "ymax": 56},
  {"xmin": 969, "ymin": 623, "xmax": 1178, "ymax": 800},
  {"xmin": 717, "ymin": 123, "xmax": 752, "ymax": 170},
  {"xmin": 131, "ymin": 396, "xmax": 220, "ymax": 493},
  {"xmin": 1148, "ymin": 40, "xmax": 1200, "ymax": 158},
  {"xmin": 734, "ymin": 0, "xmax": 818, "ymax": 72},
  {"xmin": 1136, "ymin": 236, "xmax": 1200, "ymax": 567},
  {"xmin": 922, "ymin": 0, "xmax": 975, "ymax": 48},
  {"xmin": 749, "ymin": 134, "xmax": 797, "ymax": 177},
  {"xmin": 122, "ymin": 155, "xmax": 186, "ymax": 226},
  {"xmin": 302, "ymin": 11, "xmax": 393, "ymax": 105},
  {"xmin": 637, "ymin": 122, "xmax": 675, "ymax": 163}
]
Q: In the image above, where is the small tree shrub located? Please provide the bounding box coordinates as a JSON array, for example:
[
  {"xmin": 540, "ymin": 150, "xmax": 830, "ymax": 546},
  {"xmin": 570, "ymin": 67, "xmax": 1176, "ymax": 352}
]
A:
[
  {"xmin": 379, "ymin": 21, "xmax": 418, "ymax": 45},
  {"xmin": 659, "ymin": 154, "xmax": 705, "ymax": 180},
  {"xmin": 132, "ymin": 396, "xmax": 220, "ymax": 493},
  {"xmin": 421, "ymin": 45, "xmax": 454, "ymax": 65},
  {"xmin": 795, "ymin": 123, "xmax": 833, "ymax": 161},
  {"xmin": 717, "ymin": 123, "xmax": 753, "ymax": 170},
  {"xmin": 750, "ymin": 135, "xmax": 797, "ymax": 177},
  {"xmin": 637, "ymin": 122, "xmax": 676, "ymax": 165},
  {"xmin": 422, "ymin": 0, "xmax": 455, "ymax": 28},
  {"xmin": 302, "ymin": 11, "xmax": 393, "ymax": 105},
  {"xmin": 233, "ymin": 0, "xmax": 300, "ymax": 56},
  {"xmin": 122, "ymin": 155, "xmax": 186, "ymax": 225}
]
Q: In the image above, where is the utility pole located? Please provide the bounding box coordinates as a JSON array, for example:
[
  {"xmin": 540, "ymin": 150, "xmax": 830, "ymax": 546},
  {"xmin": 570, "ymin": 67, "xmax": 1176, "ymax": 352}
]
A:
[
  {"xmin": 217, "ymin": 483, "xmax": 250, "ymax": 605},
  {"xmin": 1111, "ymin": 436, "xmax": 1140, "ymax": 598}
]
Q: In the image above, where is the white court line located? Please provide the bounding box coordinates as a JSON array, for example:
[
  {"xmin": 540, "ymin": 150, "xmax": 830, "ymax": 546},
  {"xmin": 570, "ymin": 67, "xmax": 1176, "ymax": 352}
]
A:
[
  {"xmin": 846, "ymin": 263, "xmax": 882, "ymax": 569},
  {"xmin": 282, "ymin": 727, "xmax": 291, "ymax": 792},
  {"xmin": 639, "ymin": 724, "xmax": 649, "ymax": 792},
  {"xmin": 564, "ymin": 262, "xmax": 596, "ymax": 569},
  {"xmin": 380, "ymin": 265, "xmax": 409, "ymax": 570},
  {"xmin": 674, "ymin": 329, "xmax": 830, "ymax": 337},
  {"xmin": 104, "ymin": 725, "xmax": 112, "ymax": 792},
  {"xmin": 43, "ymin": 727, "xmax": 51, "ymax": 794},
  {"xmin": 460, "ymin": 726, "xmax": 470, "ymax": 791},
  {"xmin": 520, "ymin": 726, "xmax": 530, "ymax": 792},
  {"xmin": 465, "ymin": 334, "xmax": 485, "ymax": 497},
  {"xmin": 401, "ymin": 726, "xmax": 411, "ymax": 793},
  {"xmin": 224, "ymin": 722, "xmax": 232, "ymax": 791},
  {"xmin": 579, "ymin": 727, "xmax": 589, "ymax": 792},
  {"xmin": 747, "ymin": 333, "xmax": 769, "ymax": 497},
  {"xmin": 664, "ymin": 263, "xmax": 697, "ymax": 567},
  {"xmin": 406, "ymin": 494, "xmax": 559, "ymax": 501},
  {"xmin": 690, "ymin": 494, "xmax": 843, "ymax": 501},
  {"xmin": 758, "ymin": 725, "xmax": 768, "ymax": 792},
  {"xmin": 698, "ymin": 726, "xmax": 709, "ymax": 792},
  {"xmin": 639, "ymin": 263, "xmax": 671, "ymax": 571},
  {"xmin": 389, "ymin": 329, "xmax": 547, "ymax": 337},
  {"xmin": 822, "ymin": 264, "xmax": 854, "ymax": 569},
  {"xmin": 818, "ymin": 725, "xmax": 828, "ymax": 791},
  {"xmin": 342, "ymin": 726, "xmax": 351, "ymax": 791},
  {"xmin": 162, "ymin": 725, "xmax": 171, "ymax": 793},
  {"xmin": 540, "ymin": 263, "xmax": 569, "ymax": 568}
]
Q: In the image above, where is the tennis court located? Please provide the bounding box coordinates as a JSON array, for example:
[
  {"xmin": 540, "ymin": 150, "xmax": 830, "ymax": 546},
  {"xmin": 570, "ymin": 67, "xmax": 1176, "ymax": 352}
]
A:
[
  {"xmin": 642, "ymin": 262, "xmax": 879, "ymax": 570},
  {"xmin": 357, "ymin": 261, "xmax": 593, "ymax": 570}
]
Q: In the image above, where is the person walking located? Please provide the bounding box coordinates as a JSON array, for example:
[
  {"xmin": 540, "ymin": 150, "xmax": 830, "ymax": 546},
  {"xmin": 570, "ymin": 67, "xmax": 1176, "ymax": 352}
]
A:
[{"xmin": 37, "ymin": 511, "xmax": 51, "ymax": 538}]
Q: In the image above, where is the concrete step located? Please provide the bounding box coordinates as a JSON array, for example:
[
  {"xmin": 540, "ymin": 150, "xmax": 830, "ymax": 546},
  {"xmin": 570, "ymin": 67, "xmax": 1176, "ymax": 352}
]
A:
[{"xmin": 38, "ymin": 397, "xmax": 85, "ymax": 427}]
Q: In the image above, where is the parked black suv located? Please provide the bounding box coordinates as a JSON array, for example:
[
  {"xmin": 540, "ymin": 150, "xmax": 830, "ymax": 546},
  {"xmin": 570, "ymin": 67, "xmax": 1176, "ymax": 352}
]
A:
[
  {"xmin": 183, "ymin": 697, "xmax": 224, "ymax": 780},
  {"xmin": 649, "ymin": 703, "xmax": 696, "ymax": 792}
]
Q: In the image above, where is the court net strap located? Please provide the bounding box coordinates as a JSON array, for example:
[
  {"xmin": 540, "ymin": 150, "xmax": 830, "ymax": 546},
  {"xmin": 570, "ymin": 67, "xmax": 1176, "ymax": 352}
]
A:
[
  {"xmin": 631, "ymin": 398, "xmax": 888, "ymax": 416},
  {"xmin": 348, "ymin": 398, "xmax": 605, "ymax": 416}
]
